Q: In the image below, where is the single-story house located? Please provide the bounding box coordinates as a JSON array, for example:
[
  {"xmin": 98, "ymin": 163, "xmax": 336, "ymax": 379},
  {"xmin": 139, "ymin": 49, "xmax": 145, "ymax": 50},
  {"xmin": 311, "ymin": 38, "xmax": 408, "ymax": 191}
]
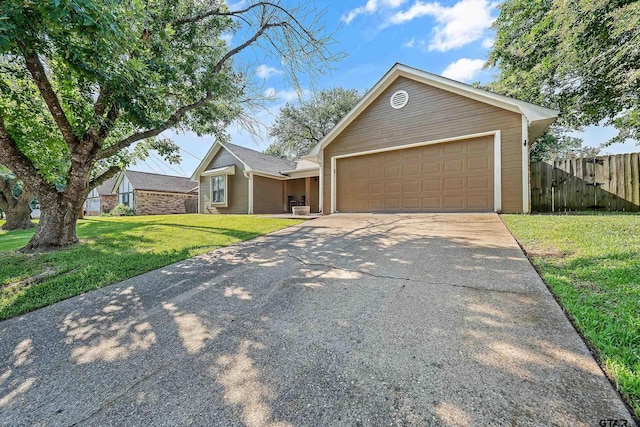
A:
[
  {"xmin": 85, "ymin": 170, "xmax": 198, "ymax": 216},
  {"xmin": 193, "ymin": 63, "xmax": 558, "ymax": 214},
  {"xmin": 191, "ymin": 142, "xmax": 320, "ymax": 214},
  {"xmin": 85, "ymin": 176, "xmax": 118, "ymax": 215}
]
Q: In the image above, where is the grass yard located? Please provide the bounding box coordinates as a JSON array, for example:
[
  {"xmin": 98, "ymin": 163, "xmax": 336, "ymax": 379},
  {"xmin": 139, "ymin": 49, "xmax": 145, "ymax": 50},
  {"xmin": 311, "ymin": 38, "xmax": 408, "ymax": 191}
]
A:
[
  {"xmin": 0, "ymin": 214, "xmax": 302, "ymax": 321},
  {"xmin": 502, "ymin": 214, "xmax": 640, "ymax": 417}
]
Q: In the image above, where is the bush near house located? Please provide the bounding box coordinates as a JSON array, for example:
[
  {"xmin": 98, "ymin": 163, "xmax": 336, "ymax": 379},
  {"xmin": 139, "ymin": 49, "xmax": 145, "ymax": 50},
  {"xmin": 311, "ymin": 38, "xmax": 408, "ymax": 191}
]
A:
[
  {"xmin": 0, "ymin": 214, "xmax": 302, "ymax": 320},
  {"xmin": 503, "ymin": 214, "xmax": 640, "ymax": 417}
]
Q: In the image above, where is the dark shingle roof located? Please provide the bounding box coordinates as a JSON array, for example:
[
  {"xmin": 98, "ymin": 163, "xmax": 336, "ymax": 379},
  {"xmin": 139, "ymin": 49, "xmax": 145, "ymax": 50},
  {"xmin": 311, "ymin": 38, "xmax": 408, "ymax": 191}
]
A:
[
  {"xmin": 224, "ymin": 143, "xmax": 297, "ymax": 175},
  {"xmin": 95, "ymin": 176, "xmax": 118, "ymax": 195},
  {"xmin": 125, "ymin": 170, "xmax": 197, "ymax": 194}
]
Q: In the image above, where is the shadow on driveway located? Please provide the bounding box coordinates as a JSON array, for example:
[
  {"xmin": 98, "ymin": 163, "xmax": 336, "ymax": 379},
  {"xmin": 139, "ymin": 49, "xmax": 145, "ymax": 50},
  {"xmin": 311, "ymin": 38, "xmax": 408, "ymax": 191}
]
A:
[{"xmin": 0, "ymin": 214, "xmax": 634, "ymax": 426}]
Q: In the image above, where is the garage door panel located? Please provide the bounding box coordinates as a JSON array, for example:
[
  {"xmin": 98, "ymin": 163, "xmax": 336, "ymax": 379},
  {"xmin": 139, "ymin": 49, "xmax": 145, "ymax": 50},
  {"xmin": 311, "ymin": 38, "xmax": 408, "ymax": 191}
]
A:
[
  {"xmin": 444, "ymin": 177, "xmax": 464, "ymax": 190},
  {"xmin": 467, "ymin": 156, "xmax": 490, "ymax": 170},
  {"xmin": 444, "ymin": 159, "xmax": 463, "ymax": 172},
  {"xmin": 444, "ymin": 196, "xmax": 464, "ymax": 209},
  {"xmin": 403, "ymin": 180, "xmax": 421, "ymax": 193},
  {"xmin": 336, "ymin": 136, "xmax": 494, "ymax": 212},
  {"xmin": 402, "ymin": 163, "xmax": 421, "ymax": 176},
  {"xmin": 468, "ymin": 195, "xmax": 490, "ymax": 208}
]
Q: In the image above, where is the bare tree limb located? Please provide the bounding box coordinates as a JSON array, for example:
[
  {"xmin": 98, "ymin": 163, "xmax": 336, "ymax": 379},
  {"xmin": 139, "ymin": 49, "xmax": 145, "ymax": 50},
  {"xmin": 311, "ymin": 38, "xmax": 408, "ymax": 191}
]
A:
[
  {"xmin": 96, "ymin": 94, "xmax": 212, "ymax": 160},
  {"xmin": 87, "ymin": 165, "xmax": 121, "ymax": 190},
  {"xmin": 22, "ymin": 53, "xmax": 78, "ymax": 147}
]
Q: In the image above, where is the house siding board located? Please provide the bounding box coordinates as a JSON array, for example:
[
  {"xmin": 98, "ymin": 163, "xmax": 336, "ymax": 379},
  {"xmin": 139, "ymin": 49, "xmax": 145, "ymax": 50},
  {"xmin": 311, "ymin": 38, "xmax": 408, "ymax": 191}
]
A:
[
  {"xmin": 199, "ymin": 148, "xmax": 249, "ymax": 214},
  {"xmin": 253, "ymin": 176, "xmax": 284, "ymax": 214},
  {"xmin": 323, "ymin": 77, "xmax": 524, "ymax": 213},
  {"xmin": 309, "ymin": 177, "xmax": 320, "ymax": 213}
]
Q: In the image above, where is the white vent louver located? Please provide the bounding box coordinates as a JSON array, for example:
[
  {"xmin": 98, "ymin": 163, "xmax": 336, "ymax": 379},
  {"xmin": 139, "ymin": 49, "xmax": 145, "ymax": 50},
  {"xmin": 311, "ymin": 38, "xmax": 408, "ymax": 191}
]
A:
[{"xmin": 390, "ymin": 90, "xmax": 409, "ymax": 109}]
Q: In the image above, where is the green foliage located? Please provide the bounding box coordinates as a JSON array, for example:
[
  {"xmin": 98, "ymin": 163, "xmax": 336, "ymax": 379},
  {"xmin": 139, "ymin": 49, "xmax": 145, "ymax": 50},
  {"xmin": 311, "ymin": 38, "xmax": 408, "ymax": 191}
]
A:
[
  {"xmin": 488, "ymin": 0, "xmax": 640, "ymax": 145},
  {"xmin": 503, "ymin": 214, "xmax": 640, "ymax": 416},
  {"xmin": 531, "ymin": 127, "xmax": 598, "ymax": 162},
  {"xmin": 0, "ymin": 214, "xmax": 302, "ymax": 320},
  {"xmin": 267, "ymin": 87, "xmax": 361, "ymax": 160},
  {"xmin": 108, "ymin": 203, "xmax": 135, "ymax": 216}
]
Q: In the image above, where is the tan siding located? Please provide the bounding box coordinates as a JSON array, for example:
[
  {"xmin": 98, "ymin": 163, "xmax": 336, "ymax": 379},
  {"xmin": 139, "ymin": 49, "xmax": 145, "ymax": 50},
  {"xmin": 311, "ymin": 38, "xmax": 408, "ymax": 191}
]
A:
[
  {"xmin": 309, "ymin": 177, "xmax": 320, "ymax": 213},
  {"xmin": 199, "ymin": 148, "xmax": 249, "ymax": 214},
  {"xmin": 323, "ymin": 77, "xmax": 524, "ymax": 213},
  {"xmin": 253, "ymin": 175, "xmax": 284, "ymax": 214}
]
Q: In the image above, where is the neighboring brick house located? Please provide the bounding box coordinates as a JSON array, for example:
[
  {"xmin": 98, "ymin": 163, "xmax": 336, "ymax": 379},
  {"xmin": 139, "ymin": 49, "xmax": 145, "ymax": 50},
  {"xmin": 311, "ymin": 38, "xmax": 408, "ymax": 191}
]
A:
[
  {"xmin": 85, "ymin": 170, "xmax": 198, "ymax": 216},
  {"xmin": 85, "ymin": 176, "xmax": 118, "ymax": 215}
]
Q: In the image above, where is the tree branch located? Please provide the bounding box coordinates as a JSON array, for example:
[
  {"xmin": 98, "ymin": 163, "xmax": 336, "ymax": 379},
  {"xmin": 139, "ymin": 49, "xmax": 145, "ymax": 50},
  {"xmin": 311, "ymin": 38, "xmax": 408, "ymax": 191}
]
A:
[
  {"xmin": 96, "ymin": 94, "xmax": 212, "ymax": 160},
  {"xmin": 0, "ymin": 113, "xmax": 53, "ymax": 192},
  {"xmin": 22, "ymin": 52, "xmax": 78, "ymax": 147},
  {"xmin": 87, "ymin": 166, "xmax": 121, "ymax": 190}
]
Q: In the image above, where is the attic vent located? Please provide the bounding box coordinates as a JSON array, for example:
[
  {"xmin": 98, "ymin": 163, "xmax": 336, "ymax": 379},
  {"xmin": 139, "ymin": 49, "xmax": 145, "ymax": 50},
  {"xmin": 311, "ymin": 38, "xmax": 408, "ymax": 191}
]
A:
[{"xmin": 390, "ymin": 90, "xmax": 409, "ymax": 109}]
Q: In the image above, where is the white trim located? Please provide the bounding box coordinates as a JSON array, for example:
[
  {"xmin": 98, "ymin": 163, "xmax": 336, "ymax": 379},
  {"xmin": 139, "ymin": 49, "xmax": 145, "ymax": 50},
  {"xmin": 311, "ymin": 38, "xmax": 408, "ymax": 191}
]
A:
[
  {"xmin": 190, "ymin": 142, "xmax": 250, "ymax": 180},
  {"xmin": 308, "ymin": 63, "xmax": 558, "ymax": 156},
  {"xmin": 493, "ymin": 131, "xmax": 502, "ymax": 212},
  {"xmin": 330, "ymin": 156, "xmax": 337, "ymax": 214},
  {"xmin": 522, "ymin": 116, "xmax": 530, "ymax": 213},
  {"xmin": 202, "ymin": 164, "xmax": 236, "ymax": 176},
  {"xmin": 330, "ymin": 130, "xmax": 502, "ymax": 213},
  {"xmin": 248, "ymin": 172, "xmax": 254, "ymax": 214},
  {"xmin": 251, "ymin": 171, "xmax": 288, "ymax": 180},
  {"xmin": 319, "ymin": 149, "xmax": 324, "ymax": 213},
  {"xmin": 210, "ymin": 174, "xmax": 228, "ymax": 208},
  {"xmin": 197, "ymin": 181, "xmax": 201, "ymax": 213}
]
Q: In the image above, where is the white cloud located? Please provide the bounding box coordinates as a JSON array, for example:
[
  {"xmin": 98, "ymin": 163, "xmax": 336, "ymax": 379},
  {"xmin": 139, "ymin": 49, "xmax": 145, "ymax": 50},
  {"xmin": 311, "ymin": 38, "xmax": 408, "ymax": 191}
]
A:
[
  {"xmin": 389, "ymin": 0, "xmax": 496, "ymax": 51},
  {"xmin": 342, "ymin": 0, "xmax": 406, "ymax": 24},
  {"xmin": 255, "ymin": 64, "xmax": 281, "ymax": 80},
  {"xmin": 441, "ymin": 58, "xmax": 486, "ymax": 82},
  {"xmin": 264, "ymin": 88, "xmax": 306, "ymax": 103},
  {"xmin": 481, "ymin": 37, "xmax": 494, "ymax": 48},
  {"xmin": 404, "ymin": 38, "xmax": 415, "ymax": 48},
  {"xmin": 220, "ymin": 33, "xmax": 232, "ymax": 46}
]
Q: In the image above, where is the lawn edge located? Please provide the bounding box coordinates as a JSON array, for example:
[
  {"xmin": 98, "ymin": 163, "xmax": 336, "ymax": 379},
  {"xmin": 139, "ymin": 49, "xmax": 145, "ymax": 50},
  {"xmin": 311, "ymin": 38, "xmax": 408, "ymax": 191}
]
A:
[
  {"xmin": 499, "ymin": 214, "xmax": 640, "ymax": 424},
  {"xmin": 0, "ymin": 217, "xmax": 308, "ymax": 323}
]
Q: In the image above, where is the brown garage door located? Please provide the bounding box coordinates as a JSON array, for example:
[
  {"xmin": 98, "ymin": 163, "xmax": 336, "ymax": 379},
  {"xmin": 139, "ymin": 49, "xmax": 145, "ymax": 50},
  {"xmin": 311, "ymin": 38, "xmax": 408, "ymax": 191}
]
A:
[{"xmin": 336, "ymin": 136, "xmax": 494, "ymax": 212}]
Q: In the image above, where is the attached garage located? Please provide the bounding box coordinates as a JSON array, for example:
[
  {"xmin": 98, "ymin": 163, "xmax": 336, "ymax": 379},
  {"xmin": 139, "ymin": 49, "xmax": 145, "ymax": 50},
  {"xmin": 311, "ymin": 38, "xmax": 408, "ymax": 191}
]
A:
[
  {"xmin": 308, "ymin": 63, "xmax": 558, "ymax": 214},
  {"xmin": 335, "ymin": 134, "xmax": 497, "ymax": 212}
]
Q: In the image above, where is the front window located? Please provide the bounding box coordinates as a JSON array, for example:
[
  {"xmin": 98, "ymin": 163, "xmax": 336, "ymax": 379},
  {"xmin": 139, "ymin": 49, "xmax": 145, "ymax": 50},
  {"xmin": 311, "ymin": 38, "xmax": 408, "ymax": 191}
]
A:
[{"xmin": 211, "ymin": 175, "xmax": 226, "ymax": 204}]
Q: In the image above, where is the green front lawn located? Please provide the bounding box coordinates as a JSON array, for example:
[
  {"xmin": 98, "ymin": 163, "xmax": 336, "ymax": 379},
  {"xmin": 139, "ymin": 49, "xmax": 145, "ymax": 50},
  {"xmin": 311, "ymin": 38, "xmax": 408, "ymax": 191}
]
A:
[
  {"xmin": 502, "ymin": 214, "xmax": 640, "ymax": 417},
  {"xmin": 0, "ymin": 214, "xmax": 302, "ymax": 320}
]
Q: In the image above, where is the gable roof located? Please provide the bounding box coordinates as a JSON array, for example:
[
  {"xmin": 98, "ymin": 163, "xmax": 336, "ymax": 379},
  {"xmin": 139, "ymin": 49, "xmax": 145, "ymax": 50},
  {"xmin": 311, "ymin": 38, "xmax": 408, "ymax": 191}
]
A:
[
  {"xmin": 224, "ymin": 143, "xmax": 297, "ymax": 175},
  {"xmin": 308, "ymin": 63, "xmax": 559, "ymax": 156},
  {"xmin": 191, "ymin": 141, "xmax": 318, "ymax": 180},
  {"xmin": 123, "ymin": 170, "xmax": 197, "ymax": 194},
  {"xmin": 93, "ymin": 176, "xmax": 118, "ymax": 195}
]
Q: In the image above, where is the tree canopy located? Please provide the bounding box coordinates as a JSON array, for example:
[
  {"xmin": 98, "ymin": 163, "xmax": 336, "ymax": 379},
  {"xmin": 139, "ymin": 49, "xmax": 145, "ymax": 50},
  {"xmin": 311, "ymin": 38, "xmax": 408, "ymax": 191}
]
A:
[
  {"xmin": 266, "ymin": 87, "xmax": 361, "ymax": 160},
  {"xmin": 487, "ymin": 0, "xmax": 640, "ymax": 145},
  {"xmin": 0, "ymin": 0, "xmax": 339, "ymax": 250}
]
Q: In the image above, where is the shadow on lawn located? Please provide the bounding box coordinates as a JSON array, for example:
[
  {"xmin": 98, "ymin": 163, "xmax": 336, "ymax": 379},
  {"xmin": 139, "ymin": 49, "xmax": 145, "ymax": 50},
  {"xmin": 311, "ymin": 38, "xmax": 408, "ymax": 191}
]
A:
[{"xmin": 0, "ymin": 214, "xmax": 634, "ymax": 425}]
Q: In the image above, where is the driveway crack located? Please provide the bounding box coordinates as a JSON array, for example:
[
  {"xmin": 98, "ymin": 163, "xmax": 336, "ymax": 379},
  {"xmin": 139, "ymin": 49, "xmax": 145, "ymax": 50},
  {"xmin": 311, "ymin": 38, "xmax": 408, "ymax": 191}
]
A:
[
  {"xmin": 68, "ymin": 360, "xmax": 176, "ymax": 426},
  {"xmin": 286, "ymin": 254, "xmax": 541, "ymax": 296}
]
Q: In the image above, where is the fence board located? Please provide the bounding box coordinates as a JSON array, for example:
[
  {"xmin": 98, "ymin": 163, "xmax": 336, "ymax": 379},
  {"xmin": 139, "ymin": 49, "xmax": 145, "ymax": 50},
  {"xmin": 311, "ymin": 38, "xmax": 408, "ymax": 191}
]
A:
[{"xmin": 530, "ymin": 153, "xmax": 640, "ymax": 212}]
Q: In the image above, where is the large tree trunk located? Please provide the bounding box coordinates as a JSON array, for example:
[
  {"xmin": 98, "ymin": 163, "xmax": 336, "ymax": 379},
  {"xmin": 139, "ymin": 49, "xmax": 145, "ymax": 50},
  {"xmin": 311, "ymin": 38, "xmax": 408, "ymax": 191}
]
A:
[
  {"xmin": 2, "ymin": 198, "xmax": 33, "ymax": 230},
  {"xmin": 21, "ymin": 192, "xmax": 84, "ymax": 251},
  {"xmin": 0, "ymin": 177, "xmax": 34, "ymax": 231}
]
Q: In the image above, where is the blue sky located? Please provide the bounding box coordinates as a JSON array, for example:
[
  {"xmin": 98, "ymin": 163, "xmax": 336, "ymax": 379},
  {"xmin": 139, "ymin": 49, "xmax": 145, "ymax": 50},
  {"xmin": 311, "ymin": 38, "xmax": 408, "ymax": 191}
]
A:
[{"xmin": 136, "ymin": 0, "xmax": 637, "ymax": 177}]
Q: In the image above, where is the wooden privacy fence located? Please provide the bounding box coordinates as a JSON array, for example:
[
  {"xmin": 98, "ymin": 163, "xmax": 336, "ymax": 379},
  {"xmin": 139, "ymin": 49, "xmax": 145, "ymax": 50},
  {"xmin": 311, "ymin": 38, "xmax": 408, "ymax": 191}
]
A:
[{"xmin": 530, "ymin": 153, "xmax": 640, "ymax": 212}]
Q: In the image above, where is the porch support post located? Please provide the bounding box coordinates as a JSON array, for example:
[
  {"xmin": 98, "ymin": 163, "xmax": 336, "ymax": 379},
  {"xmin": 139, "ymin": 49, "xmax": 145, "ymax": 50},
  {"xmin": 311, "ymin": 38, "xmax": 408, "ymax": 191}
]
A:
[
  {"xmin": 283, "ymin": 180, "xmax": 288, "ymax": 213},
  {"xmin": 305, "ymin": 177, "xmax": 311, "ymax": 207}
]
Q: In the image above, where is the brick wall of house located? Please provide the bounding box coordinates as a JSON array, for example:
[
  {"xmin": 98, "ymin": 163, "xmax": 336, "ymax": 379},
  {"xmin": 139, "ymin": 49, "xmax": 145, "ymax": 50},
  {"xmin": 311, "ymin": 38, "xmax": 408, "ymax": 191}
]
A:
[
  {"xmin": 101, "ymin": 195, "xmax": 118, "ymax": 213},
  {"xmin": 135, "ymin": 191, "xmax": 198, "ymax": 215}
]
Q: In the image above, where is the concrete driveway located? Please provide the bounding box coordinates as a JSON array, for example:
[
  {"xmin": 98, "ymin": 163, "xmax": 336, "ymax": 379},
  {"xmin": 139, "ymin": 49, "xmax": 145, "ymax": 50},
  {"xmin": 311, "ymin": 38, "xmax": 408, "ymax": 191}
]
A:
[{"xmin": 0, "ymin": 214, "xmax": 634, "ymax": 426}]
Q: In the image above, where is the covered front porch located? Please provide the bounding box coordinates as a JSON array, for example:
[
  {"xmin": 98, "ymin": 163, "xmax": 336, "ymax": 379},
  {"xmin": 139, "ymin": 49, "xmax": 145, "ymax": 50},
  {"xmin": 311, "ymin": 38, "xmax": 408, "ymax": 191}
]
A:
[{"xmin": 252, "ymin": 174, "xmax": 320, "ymax": 215}]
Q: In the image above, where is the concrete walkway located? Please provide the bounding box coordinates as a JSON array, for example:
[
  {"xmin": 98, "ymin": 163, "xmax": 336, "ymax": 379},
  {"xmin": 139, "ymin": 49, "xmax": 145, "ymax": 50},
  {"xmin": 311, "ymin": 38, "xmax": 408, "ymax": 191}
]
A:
[{"xmin": 0, "ymin": 214, "xmax": 634, "ymax": 426}]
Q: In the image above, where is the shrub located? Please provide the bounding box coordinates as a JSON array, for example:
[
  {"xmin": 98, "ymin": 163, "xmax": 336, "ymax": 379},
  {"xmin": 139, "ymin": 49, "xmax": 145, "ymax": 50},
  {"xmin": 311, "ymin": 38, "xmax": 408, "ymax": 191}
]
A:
[{"xmin": 109, "ymin": 204, "xmax": 135, "ymax": 216}]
